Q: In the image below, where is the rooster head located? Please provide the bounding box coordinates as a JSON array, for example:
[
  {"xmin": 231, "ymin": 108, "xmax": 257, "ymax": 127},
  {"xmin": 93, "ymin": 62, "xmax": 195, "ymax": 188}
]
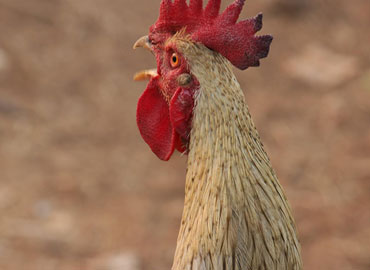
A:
[{"xmin": 134, "ymin": 0, "xmax": 272, "ymax": 161}]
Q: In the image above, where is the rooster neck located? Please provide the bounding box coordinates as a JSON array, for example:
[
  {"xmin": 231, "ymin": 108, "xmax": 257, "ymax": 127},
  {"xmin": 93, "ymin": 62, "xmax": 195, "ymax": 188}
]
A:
[{"xmin": 171, "ymin": 41, "xmax": 302, "ymax": 270}]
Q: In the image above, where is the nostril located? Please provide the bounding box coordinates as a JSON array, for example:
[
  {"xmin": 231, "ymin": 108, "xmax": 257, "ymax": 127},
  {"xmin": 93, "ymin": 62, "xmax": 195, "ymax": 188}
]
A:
[{"xmin": 177, "ymin": 73, "xmax": 192, "ymax": 87}]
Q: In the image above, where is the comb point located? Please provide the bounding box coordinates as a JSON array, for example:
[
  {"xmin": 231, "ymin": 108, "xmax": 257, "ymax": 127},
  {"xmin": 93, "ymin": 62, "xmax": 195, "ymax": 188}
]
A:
[
  {"xmin": 219, "ymin": 0, "xmax": 246, "ymax": 24},
  {"xmin": 189, "ymin": 0, "xmax": 203, "ymax": 14},
  {"xmin": 205, "ymin": 0, "xmax": 221, "ymax": 18}
]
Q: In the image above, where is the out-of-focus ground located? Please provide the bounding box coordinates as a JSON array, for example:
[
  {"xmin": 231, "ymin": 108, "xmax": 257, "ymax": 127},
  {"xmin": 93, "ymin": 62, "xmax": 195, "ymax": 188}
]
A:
[{"xmin": 0, "ymin": 0, "xmax": 369, "ymax": 269}]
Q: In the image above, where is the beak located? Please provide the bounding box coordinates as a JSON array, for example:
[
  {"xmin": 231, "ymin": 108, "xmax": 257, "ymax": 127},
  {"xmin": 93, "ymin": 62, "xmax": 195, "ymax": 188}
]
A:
[
  {"xmin": 133, "ymin": 35, "xmax": 152, "ymax": 52},
  {"xmin": 133, "ymin": 35, "xmax": 157, "ymax": 82}
]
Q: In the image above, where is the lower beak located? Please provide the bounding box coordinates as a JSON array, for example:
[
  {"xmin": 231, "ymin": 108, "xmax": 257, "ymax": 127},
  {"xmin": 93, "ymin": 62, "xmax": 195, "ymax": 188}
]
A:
[
  {"xmin": 134, "ymin": 69, "xmax": 158, "ymax": 81},
  {"xmin": 133, "ymin": 35, "xmax": 152, "ymax": 52}
]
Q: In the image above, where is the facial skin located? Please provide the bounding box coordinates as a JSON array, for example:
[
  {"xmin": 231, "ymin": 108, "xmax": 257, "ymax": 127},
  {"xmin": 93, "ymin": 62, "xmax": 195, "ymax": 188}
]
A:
[
  {"xmin": 134, "ymin": 35, "xmax": 199, "ymax": 160},
  {"xmin": 156, "ymin": 45, "xmax": 191, "ymax": 103}
]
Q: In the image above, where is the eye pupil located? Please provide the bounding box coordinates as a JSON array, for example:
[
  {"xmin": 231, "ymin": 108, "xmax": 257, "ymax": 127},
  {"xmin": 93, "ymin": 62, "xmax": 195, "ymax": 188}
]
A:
[{"xmin": 171, "ymin": 53, "xmax": 179, "ymax": 67}]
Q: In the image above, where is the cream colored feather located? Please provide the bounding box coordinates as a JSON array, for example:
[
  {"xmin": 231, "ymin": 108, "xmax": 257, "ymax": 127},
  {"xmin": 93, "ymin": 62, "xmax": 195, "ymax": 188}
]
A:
[{"xmin": 170, "ymin": 34, "xmax": 303, "ymax": 270}]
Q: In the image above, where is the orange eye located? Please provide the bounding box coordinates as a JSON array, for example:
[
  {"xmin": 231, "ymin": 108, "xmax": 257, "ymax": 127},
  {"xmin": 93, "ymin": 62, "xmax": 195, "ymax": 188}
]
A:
[{"xmin": 170, "ymin": 53, "xmax": 180, "ymax": 68}]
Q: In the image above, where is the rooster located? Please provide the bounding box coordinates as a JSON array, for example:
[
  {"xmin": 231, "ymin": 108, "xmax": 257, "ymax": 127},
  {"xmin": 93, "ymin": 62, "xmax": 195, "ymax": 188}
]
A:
[{"xmin": 133, "ymin": 0, "xmax": 302, "ymax": 269}]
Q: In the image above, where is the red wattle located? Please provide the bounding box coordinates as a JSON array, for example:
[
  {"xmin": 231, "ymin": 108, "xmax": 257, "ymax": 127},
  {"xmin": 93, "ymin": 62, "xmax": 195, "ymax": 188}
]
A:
[
  {"xmin": 174, "ymin": 134, "xmax": 186, "ymax": 153},
  {"xmin": 169, "ymin": 87, "xmax": 194, "ymax": 152},
  {"xmin": 136, "ymin": 77, "xmax": 176, "ymax": 161}
]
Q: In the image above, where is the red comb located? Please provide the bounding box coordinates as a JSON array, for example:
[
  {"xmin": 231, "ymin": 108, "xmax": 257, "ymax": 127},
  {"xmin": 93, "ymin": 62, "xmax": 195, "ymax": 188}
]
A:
[{"xmin": 149, "ymin": 0, "xmax": 273, "ymax": 69}]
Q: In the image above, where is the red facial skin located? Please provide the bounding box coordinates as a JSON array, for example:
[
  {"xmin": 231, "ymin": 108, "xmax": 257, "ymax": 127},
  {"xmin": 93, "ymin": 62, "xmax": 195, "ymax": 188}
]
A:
[{"xmin": 136, "ymin": 42, "xmax": 199, "ymax": 161}]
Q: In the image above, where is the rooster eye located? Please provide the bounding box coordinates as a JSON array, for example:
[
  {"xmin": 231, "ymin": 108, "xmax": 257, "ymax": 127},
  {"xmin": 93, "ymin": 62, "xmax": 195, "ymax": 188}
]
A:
[{"xmin": 170, "ymin": 53, "xmax": 180, "ymax": 68}]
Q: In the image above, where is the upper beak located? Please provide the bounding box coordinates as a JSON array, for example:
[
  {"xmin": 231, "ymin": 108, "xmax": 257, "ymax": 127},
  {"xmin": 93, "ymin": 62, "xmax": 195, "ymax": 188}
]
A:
[{"xmin": 133, "ymin": 35, "xmax": 152, "ymax": 52}]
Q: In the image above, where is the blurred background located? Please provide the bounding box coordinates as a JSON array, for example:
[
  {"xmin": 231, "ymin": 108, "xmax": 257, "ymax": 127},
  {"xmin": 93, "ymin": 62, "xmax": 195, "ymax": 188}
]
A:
[{"xmin": 0, "ymin": 0, "xmax": 369, "ymax": 269}]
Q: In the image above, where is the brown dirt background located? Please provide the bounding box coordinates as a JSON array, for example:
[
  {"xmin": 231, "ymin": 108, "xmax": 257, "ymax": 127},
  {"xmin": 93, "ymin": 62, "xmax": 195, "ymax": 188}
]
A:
[{"xmin": 0, "ymin": 0, "xmax": 369, "ymax": 269}]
